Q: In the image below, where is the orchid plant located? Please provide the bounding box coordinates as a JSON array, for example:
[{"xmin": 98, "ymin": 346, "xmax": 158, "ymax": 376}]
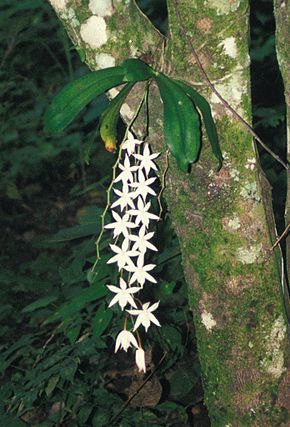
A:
[
  {"xmin": 104, "ymin": 130, "xmax": 161, "ymax": 373},
  {"xmin": 44, "ymin": 58, "xmax": 222, "ymax": 376}
]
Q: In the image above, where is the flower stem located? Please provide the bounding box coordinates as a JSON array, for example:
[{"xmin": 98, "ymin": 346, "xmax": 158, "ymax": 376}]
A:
[{"xmin": 91, "ymin": 87, "xmax": 149, "ymax": 272}]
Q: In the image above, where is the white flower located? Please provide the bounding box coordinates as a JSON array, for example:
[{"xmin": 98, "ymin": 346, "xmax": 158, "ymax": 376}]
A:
[
  {"xmin": 124, "ymin": 254, "xmax": 156, "ymax": 286},
  {"xmin": 129, "ymin": 225, "xmax": 157, "ymax": 253},
  {"xmin": 127, "ymin": 197, "xmax": 159, "ymax": 228},
  {"xmin": 135, "ymin": 347, "xmax": 146, "ymax": 373},
  {"xmin": 105, "ymin": 211, "xmax": 137, "ymax": 238},
  {"xmin": 127, "ymin": 301, "xmax": 160, "ymax": 332},
  {"xmin": 111, "ymin": 183, "xmax": 136, "ymax": 212},
  {"xmin": 115, "ymin": 329, "xmax": 138, "ymax": 352},
  {"xmin": 122, "ymin": 131, "xmax": 143, "ymax": 156},
  {"xmin": 107, "ymin": 278, "xmax": 140, "ymax": 310},
  {"xmin": 107, "ymin": 238, "xmax": 140, "ymax": 270},
  {"xmin": 114, "ymin": 155, "xmax": 138, "ymax": 184},
  {"xmin": 130, "ymin": 169, "xmax": 157, "ymax": 200},
  {"xmin": 134, "ymin": 143, "xmax": 159, "ymax": 175}
]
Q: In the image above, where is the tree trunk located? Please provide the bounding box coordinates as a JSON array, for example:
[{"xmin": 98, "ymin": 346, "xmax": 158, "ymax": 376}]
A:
[{"xmin": 48, "ymin": 1, "xmax": 290, "ymax": 425}]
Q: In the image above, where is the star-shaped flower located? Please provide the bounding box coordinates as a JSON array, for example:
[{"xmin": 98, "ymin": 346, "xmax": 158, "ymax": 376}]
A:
[
  {"xmin": 128, "ymin": 225, "xmax": 158, "ymax": 253},
  {"xmin": 122, "ymin": 131, "xmax": 143, "ymax": 156},
  {"xmin": 114, "ymin": 155, "xmax": 138, "ymax": 184},
  {"xmin": 107, "ymin": 238, "xmax": 140, "ymax": 270},
  {"xmin": 105, "ymin": 211, "xmax": 137, "ymax": 238},
  {"xmin": 115, "ymin": 329, "xmax": 138, "ymax": 353},
  {"xmin": 111, "ymin": 183, "xmax": 136, "ymax": 212},
  {"xmin": 127, "ymin": 197, "xmax": 159, "ymax": 228},
  {"xmin": 134, "ymin": 143, "xmax": 159, "ymax": 175},
  {"xmin": 107, "ymin": 278, "xmax": 140, "ymax": 310},
  {"xmin": 124, "ymin": 254, "xmax": 156, "ymax": 287},
  {"xmin": 135, "ymin": 347, "xmax": 146, "ymax": 373},
  {"xmin": 127, "ymin": 301, "xmax": 160, "ymax": 332},
  {"xmin": 130, "ymin": 170, "xmax": 157, "ymax": 200}
]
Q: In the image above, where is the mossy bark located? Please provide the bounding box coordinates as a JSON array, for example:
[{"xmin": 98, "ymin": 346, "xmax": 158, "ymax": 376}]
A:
[{"xmin": 48, "ymin": 0, "xmax": 290, "ymax": 425}]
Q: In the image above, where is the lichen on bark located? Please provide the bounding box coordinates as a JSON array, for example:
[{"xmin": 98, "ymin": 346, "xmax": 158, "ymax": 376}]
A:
[{"xmin": 47, "ymin": 0, "xmax": 290, "ymax": 425}]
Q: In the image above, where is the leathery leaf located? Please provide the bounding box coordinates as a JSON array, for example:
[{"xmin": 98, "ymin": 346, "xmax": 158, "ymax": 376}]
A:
[
  {"xmin": 175, "ymin": 80, "xmax": 223, "ymax": 169},
  {"xmin": 99, "ymin": 82, "xmax": 135, "ymax": 152},
  {"xmin": 44, "ymin": 66, "xmax": 126, "ymax": 134}
]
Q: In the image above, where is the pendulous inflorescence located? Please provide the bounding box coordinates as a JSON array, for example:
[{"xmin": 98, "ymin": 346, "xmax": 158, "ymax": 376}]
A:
[{"xmin": 104, "ymin": 131, "xmax": 160, "ymax": 373}]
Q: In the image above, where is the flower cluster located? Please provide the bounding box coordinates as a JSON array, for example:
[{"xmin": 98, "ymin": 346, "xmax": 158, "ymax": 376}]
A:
[{"xmin": 105, "ymin": 131, "xmax": 160, "ymax": 373}]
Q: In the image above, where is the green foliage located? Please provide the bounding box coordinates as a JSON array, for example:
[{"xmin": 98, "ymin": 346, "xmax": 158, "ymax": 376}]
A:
[
  {"xmin": 44, "ymin": 66, "xmax": 126, "ymax": 133},
  {"xmin": 252, "ymin": 105, "xmax": 285, "ymax": 128},
  {"xmin": 1, "ymin": 209, "xmax": 202, "ymax": 426},
  {"xmin": 174, "ymin": 80, "xmax": 223, "ymax": 168},
  {"xmin": 0, "ymin": 0, "xmax": 89, "ymax": 202},
  {"xmin": 45, "ymin": 57, "xmax": 221, "ymax": 173},
  {"xmin": 156, "ymin": 73, "xmax": 201, "ymax": 172}
]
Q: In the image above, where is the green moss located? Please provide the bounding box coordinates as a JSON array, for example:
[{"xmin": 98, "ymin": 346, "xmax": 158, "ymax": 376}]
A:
[{"xmin": 64, "ymin": 1, "xmax": 88, "ymax": 22}]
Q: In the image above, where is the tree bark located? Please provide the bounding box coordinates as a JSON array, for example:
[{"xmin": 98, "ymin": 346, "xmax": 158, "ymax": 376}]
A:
[{"xmin": 48, "ymin": 1, "xmax": 290, "ymax": 425}]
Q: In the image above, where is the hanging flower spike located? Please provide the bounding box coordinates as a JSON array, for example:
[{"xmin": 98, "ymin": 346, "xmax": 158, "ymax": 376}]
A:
[
  {"xmin": 107, "ymin": 278, "xmax": 140, "ymax": 311},
  {"xmin": 124, "ymin": 253, "xmax": 156, "ymax": 287},
  {"xmin": 107, "ymin": 238, "xmax": 140, "ymax": 270},
  {"xmin": 127, "ymin": 301, "xmax": 160, "ymax": 332},
  {"xmin": 122, "ymin": 131, "xmax": 143, "ymax": 156},
  {"xmin": 115, "ymin": 329, "xmax": 138, "ymax": 352},
  {"xmin": 127, "ymin": 197, "xmax": 159, "ymax": 228},
  {"xmin": 114, "ymin": 155, "xmax": 139, "ymax": 184},
  {"xmin": 128, "ymin": 225, "xmax": 158, "ymax": 253},
  {"xmin": 102, "ymin": 118, "xmax": 162, "ymax": 373},
  {"xmin": 104, "ymin": 211, "xmax": 137, "ymax": 238},
  {"xmin": 135, "ymin": 347, "xmax": 146, "ymax": 373},
  {"xmin": 130, "ymin": 169, "xmax": 157, "ymax": 200},
  {"xmin": 111, "ymin": 182, "xmax": 136, "ymax": 211},
  {"xmin": 133, "ymin": 143, "xmax": 159, "ymax": 176}
]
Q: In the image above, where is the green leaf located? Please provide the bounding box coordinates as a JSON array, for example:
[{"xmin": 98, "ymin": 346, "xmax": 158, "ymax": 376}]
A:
[
  {"xmin": 45, "ymin": 283, "xmax": 108, "ymax": 323},
  {"xmin": 77, "ymin": 206, "xmax": 102, "ymax": 225},
  {"xmin": 45, "ymin": 375, "xmax": 59, "ymax": 396},
  {"xmin": 169, "ymin": 363, "xmax": 201, "ymax": 398},
  {"xmin": 22, "ymin": 295, "xmax": 58, "ymax": 313},
  {"xmin": 159, "ymin": 281, "xmax": 176, "ymax": 296},
  {"xmin": 253, "ymin": 105, "xmax": 285, "ymax": 128},
  {"xmin": 59, "ymin": 254, "xmax": 88, "ymax": 286},
  {"xmin": 0, "ymin": 335, "xmax": 35, "ymax": 362},
  {"xmin": 92, "ymin": 303, "xmax": 113, "ymax": 337},
  {"xmin": 174, "ymin": 79, "xmax": 223, "ymax": 169},
  {"xmin": 78, "ymin": 405, "xmax": 93, "ymax": 424},
  {"xmin": 66, "ymin": 322, "xmax": 81, "ymax": 344},
  {"xmin": 121, "ymin": 58, "xmax": 155, "ymax": 81},
  {"xmin": 99, "ymin": 82, "xmax": 135, "ymax": 152},
  {"xmin": 60, "ymin": 361, "xmax": 78, "ymax": 382},
  {"xmin": 155, "ymin": 73, "xmax": 201, "ymax": 172},
  {"xmin": 43, "ymin": 223, "xmax": 99, "ymax": 243},
  {"xmin": 162, "ymin": 325, "xmax": 182, "ymax": 351},
  {"xmin": 44, "ymin": 66, "xmax": 126, "ymax": 133}
]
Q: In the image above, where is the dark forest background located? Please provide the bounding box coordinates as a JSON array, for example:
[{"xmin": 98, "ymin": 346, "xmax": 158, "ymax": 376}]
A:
[{"xmin": 0, "ymin": 0, "xmax": 286, "ymax": 426}]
